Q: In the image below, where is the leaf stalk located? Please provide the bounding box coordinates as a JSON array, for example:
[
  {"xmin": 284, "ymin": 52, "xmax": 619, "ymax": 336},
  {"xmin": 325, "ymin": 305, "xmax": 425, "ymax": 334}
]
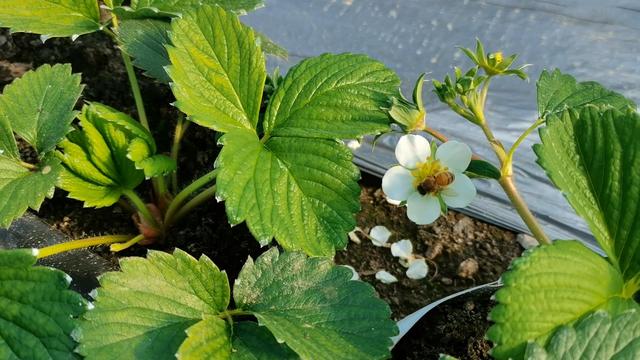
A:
[{"xmin": 37, "ymin": 235, "xmax": 134, "ymax": 258}]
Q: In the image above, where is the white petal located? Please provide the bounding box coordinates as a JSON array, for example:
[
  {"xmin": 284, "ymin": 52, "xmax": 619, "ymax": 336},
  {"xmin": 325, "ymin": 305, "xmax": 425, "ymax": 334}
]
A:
[
  {"xmin": 395, "ymin": 134, "xmax": 430, "ymax": 169},
  {"xmin": 341, "ymin": 265, "xmax": 360, "ymax": 280},
  {"xmin": 370, "ymin": 225, "xmax": 392, "ymax": 246},
  {"xmin": 386, "ymin": 198, "xmax": 401, "ymax": 206},
  {"xmin": 406, "ymin": 192, "xmax": 441, "ymax": 225},
  {"xmin": 441, "ymin": 173, "xmax": 476, "ymax": 208},
  {"xmin": 406, "ymin": 258, "xmax": 429, "ymax": 279},
  {"xmin": 436, "ymin": 140, "xmax": 472, "ymax": 172},
  {"xmin": 391, "ymin": 239, "xmax": 414, "ymax": 259},
  {"xmin": 382, "ymin": 166, "xmax": 416, "ymax": 202},
  {"xmin": 346, "ymin": 139, "xmax": 361, "ymax": 150},
  {"xmin": 375, "ymin": 270, "xmax": 398, "ymax": 284}
]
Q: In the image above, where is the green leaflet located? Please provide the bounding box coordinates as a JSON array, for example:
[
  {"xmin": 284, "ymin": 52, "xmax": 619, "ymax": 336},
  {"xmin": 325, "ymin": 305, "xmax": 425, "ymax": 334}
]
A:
[
  {"xmin": 465, "ymin": 159, "xmax": 501, "ymax": 180},
  {"xmin": 231, "ymin": 322, "xmax": 297, "ymax": 360},
  {"xmin": 0, "ymin": 248, "xmax": 87, "ymax": 359},
  {"xmin": 118, "ymin": 19, "xmax": 172, "ymax": 83},
  {"xmin": 0, "ymin": 63, "xmax": 82, "ymax": 155},
  {"xmin": 234, "ymin": 248, "xmax": 397, "ymax": 360},
  {"xmin": 263, "ymin": 53, "xmax": 401, "ymax": 139},
  {"xmin": 76, "ymin": 249, "xmax": 230, "ymax": 359},
  {"xmin": 525, "ymin": 311, "xmax": 640, "ymax": 359},
  {"xmin": 216, "ymin": 129, "xmax": 361, "ymax": 255},
  {"xmin": 178, "ymin": 316, "xmax": 232, "ymax": 360},
  {"xmin": 58, "ymin": 103, "xmax": 154, "ymax": 207},
  {"xmin": 0, "ymin": 63, "xmax": 81, "ymax": 228},
  {"xmin": 0, "ymin": 155, "xmax": 61, "ymax": 228},
  {"xmin": 113, "ymin": 0, "xmax": 264, "ymax": 19},
  {"xmin": 487, "ymin": 241, "xmax": 632, "ymax": 360},
  {"xmin": 535, "ymin": 107, "xmax": 640, "ymax": 281},
  {"xmin": 167, "ymin": 5, "xmax": 266, "ymax": 133},
  {"xmin": 537, "ymin": 69, "xmax": 635, "ymax": 119},
  {"xmin": 0, "ymin": 0, "xmax": 101, "ymax": 38}
]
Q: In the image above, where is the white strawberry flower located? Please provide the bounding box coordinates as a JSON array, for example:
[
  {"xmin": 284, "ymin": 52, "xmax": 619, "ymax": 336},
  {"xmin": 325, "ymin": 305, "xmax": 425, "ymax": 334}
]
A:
[{"xmin": 382, "ymin": 134, "xmax": 476, "ymax": 225}]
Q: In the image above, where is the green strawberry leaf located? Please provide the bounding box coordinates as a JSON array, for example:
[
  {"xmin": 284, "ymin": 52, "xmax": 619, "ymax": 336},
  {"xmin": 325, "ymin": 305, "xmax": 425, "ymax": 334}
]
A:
[
  {"xmin": 535, "ymin": 107, "xmax": 640, "ymax": 281},
  {"xmin": 255, "ymin": 31, "xmax": 288, "ymax": 60},
  {"xmin": 537, "ymin": 69, "xmax": 635, "ymax": 119},
  {"xmin": 524, "ymin": 310, "xmax": 640, "ymax": 359},
  {"xmin": 263, "ymin": 53, "xmax": 400, "ymax": 139},
  {"xmin": 0, "ymin": 155, "xmax": 61, "ymax": 228},
  {"xmin": 0, "ymin": 63, "xmax": 82, "ymax": 156},
  {"xmin": 234, "ymin": 248, "xmax": 397, "ymax": 360},
  {"xmin": 216, "ymin": 129, "xmax": 361, "ymax": 255},
  {"xmin": 465, "ymin": 159, "xmax": 501, "ymax": 180},
  {"xmin": 0, "ymin": 0, "xmax": 101, "ymax": 38},
  {"xmin": 178, "ymin": 316, "xmax": 232, "ymax": 360},
  {"xmin": 0, "ymin": 115, "xmax": 18, "ymax": 160},
  {"xmin": 58, "ymin": 103, "xmax": 147, "ymax": 207},
  {"xmin": 231, "ymin": 322, "xmax": 297, "ymax": 360},
  {"xmin": 77, "ymin": 249, "xmax": 231, "ymax": 359},
  {"xmin": 113, "ymin": 0, "xmax": 264, "ymax": 19},
  {"xmin": 118, "ymin": 19, "xmax": 172, "ymax": 83},
  {"xmin": 0, "ymin": 248, "xmax": 87, "ymax": 359},
  {"xmin": 167, "ymin": 5, "xmax": 266, "ymax": 133},
  {"xmin": 487, "ymin": 240, "xmax": 632, "ymax": 360}
]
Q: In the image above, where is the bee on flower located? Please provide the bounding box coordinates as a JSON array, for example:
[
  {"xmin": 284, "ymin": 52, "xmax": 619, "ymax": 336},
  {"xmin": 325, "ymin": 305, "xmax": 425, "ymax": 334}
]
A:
[{"xmin": 382, "ymin": 134, "xmax": 476, "ymax": 225}]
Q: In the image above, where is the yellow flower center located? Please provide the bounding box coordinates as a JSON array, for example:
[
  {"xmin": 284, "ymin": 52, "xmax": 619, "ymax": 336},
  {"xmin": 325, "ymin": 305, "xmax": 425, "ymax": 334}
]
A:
[
  {"xmin": 411, "ymin": 159, "xmax": 446, "ymax": 188},
  {"xmin": 491, "ymin": 51, "xmax": 503, "ymax": 64}
]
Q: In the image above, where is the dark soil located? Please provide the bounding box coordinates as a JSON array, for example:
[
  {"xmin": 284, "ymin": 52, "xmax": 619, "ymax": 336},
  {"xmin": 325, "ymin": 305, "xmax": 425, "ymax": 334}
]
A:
[{"xmin": 0, "ymin": 29, "xmax": 522, "ymax": 359}]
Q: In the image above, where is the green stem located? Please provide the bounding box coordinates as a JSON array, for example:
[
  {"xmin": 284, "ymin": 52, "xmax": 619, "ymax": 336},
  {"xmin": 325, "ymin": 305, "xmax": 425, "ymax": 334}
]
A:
[
  {"xmin": 123, "ymin": 189, "xmax": 160, "ymax": 230},
  {"xmin": 110, "ymin": 234, "xmax": 145, "ymax": 252},
  {"xmin": 220, "ymin": 309, "xmax": 252, "ymax": 318},
  {"xmin": 19, "ymin": 161, "xmax": 37, "ymax": 170},
  {"xmin": 166, "ymin": 185, "xmax": 216, "ymax": 228},
  {"xmin": 37, "ymin": 235, "xmax": 134, "ymax": 259},
  {"xmin": 423, "ymin": 126, "xmax": 448, "ymax": 143},
  {"xmin": 170, "ymin": 115, "xmax": 189, "ymax": 194},
  {"xmin": 164, "ymin": 169, "xmax": 218, "ymax": 225},
  {"xmin": 502, "ymin": 118, "xmax": 545, "ymax": 176},
  {"xmin": 499, "ymin": 176, "xmax": 551, "ymax": 245}
]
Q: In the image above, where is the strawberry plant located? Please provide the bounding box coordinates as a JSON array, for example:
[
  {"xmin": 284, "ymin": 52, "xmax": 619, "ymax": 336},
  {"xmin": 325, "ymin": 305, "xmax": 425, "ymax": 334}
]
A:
[
  {"xmin": 381, "ymin": 40, "xmax": 640, "ymax": 359},
  {"xmin": 0, "ymin": 1, "xmax": 401, "ymax": 358}
]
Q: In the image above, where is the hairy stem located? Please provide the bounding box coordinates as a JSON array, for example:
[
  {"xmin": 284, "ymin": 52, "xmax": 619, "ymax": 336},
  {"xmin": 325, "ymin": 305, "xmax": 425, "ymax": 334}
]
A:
[
  {"xmin": 499, "ymin": 176, "xmax": 551, "ymax": 245},
  {"xmin": 19, "ymin": 161, "xmax": 37, "ymax": 170},
  {"xmin": 37, "ymin": 235, "xmax": 134, "ymax": 259},
  {"xmin": 502, "ymin": 118, "xmax": 545, "ymax": 176},
  {"xmin": 110, "ymin": 234, "xmax": 145, "ymax": 252},
  {"xmin": 123, "ymin": 189, "xmax": 160, "ymax": 230},
  {"xmin": 170, "ymin": 115, "xmax": 190, "ymax": 194},
  {"xmin": 423, "ymin": 126, "xmax": 448, "ymax": 143},
  {"xmin": 164, "ymin": 169, "xmax": 218, "ymax": 225},
  {"xmin": 166, "ymin": 185, "xmax": 216, "ymax": 228}
]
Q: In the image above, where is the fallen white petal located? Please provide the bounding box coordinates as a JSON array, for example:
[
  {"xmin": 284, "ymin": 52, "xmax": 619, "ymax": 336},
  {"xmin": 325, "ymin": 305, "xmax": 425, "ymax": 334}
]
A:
[
  {"xmin": 406, "ymin": 192, "xmax": 441, "ymax": 225},
  {"xmin": 391, "ymin": 239, "xmax": 414, "ymax": 259},
  {"xmin": 375, "ymin": 270, "xmax": 399, "ymax": 284},
  {"xmin": 348, "ymin": 229, "xmax": 361, "ymax": 244},
  {"xmin": 436, "ymin": 140, "xmax": 472, "ymax": 172},
  {"xmin": 382, "ymin": 166, "xmax": 416, "ymax": 202},
  {"xmin": 346, "ymin": 139, "xmax": 361, "ymax": 150},
  {"xmin": 370, "ymin": 225, "xmax": 392, "ymax": 246},
  {"xmin": 441, "ymin": 173, "xmax": 476, "ymax": 208},
  {"xmin": 341, "ymin": 265, "xmax": 360, "ymax": 280},
  {"xmin": 395, "ymin": 134, "xmax": 430, "ymax": 169},
  {"xmin": 406, "ymin": 258, "xmax": 429, "ymax": 279}
]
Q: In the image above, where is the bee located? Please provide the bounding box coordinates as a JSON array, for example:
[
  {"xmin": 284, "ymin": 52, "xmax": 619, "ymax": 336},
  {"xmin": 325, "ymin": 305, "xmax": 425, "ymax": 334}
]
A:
[{"xmin": 417, "ymin": 171, "xmax": 455, "ymax": 195}]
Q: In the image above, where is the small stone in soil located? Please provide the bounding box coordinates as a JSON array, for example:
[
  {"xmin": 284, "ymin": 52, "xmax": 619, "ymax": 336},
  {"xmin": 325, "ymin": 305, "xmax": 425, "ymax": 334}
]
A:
[
  {"xmin": 458, "ymin": 258, "xmax": 480, "ymax": 279},
  {"xmin": 440, "ymin": 277, "xmax": 453, "ymax": 285}
]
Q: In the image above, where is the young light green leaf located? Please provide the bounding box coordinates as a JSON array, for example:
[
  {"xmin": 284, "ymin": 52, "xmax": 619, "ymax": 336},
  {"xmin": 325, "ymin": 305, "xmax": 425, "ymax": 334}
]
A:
[
  {"xmin": 77, "ymin": 249, "xmax": 231, "ymax": 359},
  {"xmin": 263, "ymin": 53, "xmax": 401, "ymax": 139},
  {"xmin": 231, "ymin": 322, "xmax": 297, "ymax": 360},
  {"xmin": 0, "ymin": 63, "xmax": 82, "ymax": 155},
  {"xmin": 178, "ymin": 316, "xmax": 232, "ymax": 360},
  {"xmin": 0, "ymin": 155, "xmax": 61, "ymax": 228},
  {"xmin": 167, "ymin": 5, "xmax": 266, "ymax": 133},
  {"xmin": 113, "ymin": 0, "xmax": 264, "ymax": 19},
  {"xmin": 537, "ymin": 69, "xmax": 635, "ymax": 118},
  {"xmin": 524, "ymin": 311, "xmax": 640, "ymax": 359},
  {"xmin": 535, "ymin": 107, "xmax": 640, "ymax": 281},
  {"xmin": 487, "ymin": 240, "xmax": 630, "ymax": 360},
  {"xmin": 0, "ymin": 0, "xmax": 101, "ymax": 37},
  {"xmin": 0, "ymin": 115, "xmax": 18, "ymax": 160},
  {"xmin": 0, "ymin": 248, "xmax": 87, "ymax": 359},
  {"xmin": 255, "ymin": 31, "xmax": 288, "ymax": 60},
  {"xmin": 216, "ymin": 129, "xmax": 360, "ymax": 255},
  {"xmin": 234, "ymin": 248, "xmax": 397, "ymax": 360},
  {"xmin": 58, "ymin": 104, "xmax": 146, "ymax": 207},
  {"xmin": 118, "ymin": 19, "xmax": 172, "ymax": 83}
]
